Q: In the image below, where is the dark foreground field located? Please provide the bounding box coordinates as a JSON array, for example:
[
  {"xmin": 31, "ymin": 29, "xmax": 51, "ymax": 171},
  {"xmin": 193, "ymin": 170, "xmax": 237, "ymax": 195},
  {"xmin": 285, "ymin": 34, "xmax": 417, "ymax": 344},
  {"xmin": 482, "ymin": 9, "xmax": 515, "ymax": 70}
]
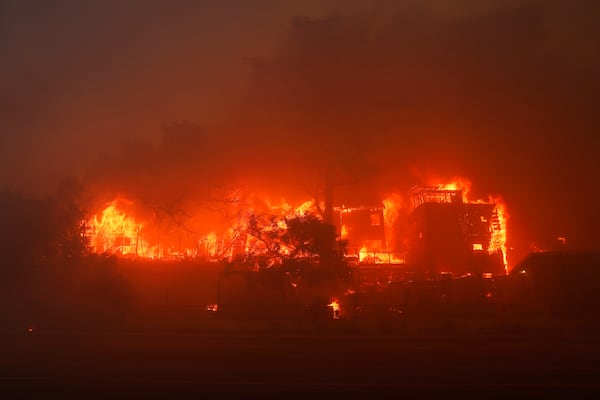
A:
[{"xmin": 2, "ymin": 329, "xmax": 600, "ymax": 399}]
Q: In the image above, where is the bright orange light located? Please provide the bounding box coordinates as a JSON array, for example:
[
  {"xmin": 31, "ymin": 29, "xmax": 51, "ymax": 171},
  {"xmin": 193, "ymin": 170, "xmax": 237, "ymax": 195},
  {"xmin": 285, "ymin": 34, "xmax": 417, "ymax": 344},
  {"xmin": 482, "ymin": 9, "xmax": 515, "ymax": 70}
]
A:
[
  {"xmin": 382, "ymin": 193, "xmax": 402, "ymax": 250},
  {"xmin": 205, "ymin": 304, "xmax": 218, "ymax": 312},
  {"xmin": 358, "ymin": 245, "xmax": 369, "ymax": 263},
  {"xmin": 488, "ymin": 197, "xmax": 509, "ymax": 272},
  {"xmin": 436, "ymin": 177, "xmax": 472, "ymax": 203},
  {"xmin": 340, "ymin": 224, "xmax": 348, "ymax": 239},
  {"xmin": 88, "ymin": 199, "xmax": 147, "ymax": 256},
  {"xmin": 423, "ymin": 177, "xmax": 510, "ymax": 272},
  {"xmin": 86, "ymin": 177, "xmax": 508, "ymax": 271},
  {"xmin": 328, "ymin": 298, "xmax": 341, "ymax": 319}
]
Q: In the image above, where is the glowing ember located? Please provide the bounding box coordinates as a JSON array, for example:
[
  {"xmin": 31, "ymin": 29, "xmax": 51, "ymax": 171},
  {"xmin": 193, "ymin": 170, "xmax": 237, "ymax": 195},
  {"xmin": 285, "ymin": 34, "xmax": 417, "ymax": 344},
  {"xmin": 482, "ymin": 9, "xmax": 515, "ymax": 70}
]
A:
[{"xmin": 328, "ymin": 298, "xmax": 341, "ymax": 319}]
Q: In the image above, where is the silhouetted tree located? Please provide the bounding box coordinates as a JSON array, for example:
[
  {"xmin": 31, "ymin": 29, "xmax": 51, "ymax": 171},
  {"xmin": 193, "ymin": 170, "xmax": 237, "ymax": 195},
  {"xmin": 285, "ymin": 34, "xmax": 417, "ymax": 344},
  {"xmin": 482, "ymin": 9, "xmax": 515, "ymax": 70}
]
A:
[
  {"xmin": 245, "ymin": 212, "xmax": 350, "ymax": 285},
  {"xmin": 0, "ymin": 182, "xmax": 133, "ymax": 329},
  {"xmin": 51, "ymin": 177, "xmax": 90, "ymax": 259}
]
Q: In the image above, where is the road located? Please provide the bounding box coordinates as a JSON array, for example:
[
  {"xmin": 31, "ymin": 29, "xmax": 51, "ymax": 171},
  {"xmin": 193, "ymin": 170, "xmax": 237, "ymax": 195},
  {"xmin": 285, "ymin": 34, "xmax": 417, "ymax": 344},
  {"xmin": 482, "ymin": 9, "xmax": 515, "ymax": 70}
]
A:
[{"xmin": 1, "ymin": 330, "xmax": 600, "ymax": 398}]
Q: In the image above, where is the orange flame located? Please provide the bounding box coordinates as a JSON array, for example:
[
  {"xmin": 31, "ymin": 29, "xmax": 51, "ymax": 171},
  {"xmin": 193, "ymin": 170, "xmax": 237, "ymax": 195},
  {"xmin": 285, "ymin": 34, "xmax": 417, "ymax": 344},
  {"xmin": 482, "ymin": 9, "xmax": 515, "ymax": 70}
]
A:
[
  {"xmin": 87, "ymin": 177, "xmax": 508, "ymax": 270},
  {"xmin": 488, "ymin": 197, "xmax": 509, "ymax": 271},
  {"xmin": 88, "ymin": 199, "xmax": 146, "ymax": 256},
  {"xmin": 435, "ymin": 177, "xmax": 472, "ymax": 203},
  {"xmin": 328, "ymin": 298, "xmax": 341, "ymax": 319}
]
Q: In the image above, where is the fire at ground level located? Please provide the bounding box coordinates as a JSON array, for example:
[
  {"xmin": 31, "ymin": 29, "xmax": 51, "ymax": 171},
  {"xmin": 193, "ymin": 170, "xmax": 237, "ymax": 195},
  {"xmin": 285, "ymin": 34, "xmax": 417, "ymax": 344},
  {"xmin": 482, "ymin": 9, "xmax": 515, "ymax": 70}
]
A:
[{"xmin": 87, "ymin": 181, "xmax": 509, "ymax": 278}]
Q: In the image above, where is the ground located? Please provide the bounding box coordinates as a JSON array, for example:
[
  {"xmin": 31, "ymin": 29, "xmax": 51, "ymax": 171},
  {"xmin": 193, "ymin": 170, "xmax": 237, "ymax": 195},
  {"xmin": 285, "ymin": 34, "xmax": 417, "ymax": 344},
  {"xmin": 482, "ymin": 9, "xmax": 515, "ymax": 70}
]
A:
[{"xmin": 1, "ymin": 329, "xmax": 600, "ymax": 399}]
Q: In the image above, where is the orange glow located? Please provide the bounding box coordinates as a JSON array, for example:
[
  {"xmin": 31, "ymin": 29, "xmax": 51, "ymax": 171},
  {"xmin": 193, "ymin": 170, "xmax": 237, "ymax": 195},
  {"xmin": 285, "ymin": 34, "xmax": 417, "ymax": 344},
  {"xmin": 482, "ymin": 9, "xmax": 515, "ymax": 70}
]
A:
[
  {"xmin": 340, "ymin": 224, "xmax": 348, "ymax": 239},
  {"xmin": 433, "ymin": 178, "xmax": 509, "ymax": 271},
  {"xmin": 436, "ymin": 177, "xmax": 472, "ymax": 203},
  {"xmin": 358, "ymin": 245, "xmax": 369, "ymax": 263},
  {"xmin": 294, "ymin": 200, "xmax": 316, "ymax": 216},
  {"xmin": 328, "ymin": 298, "xmax": 341, "ymax": 319},
  {"xmin": 88, "ymin": 199, "xmax": 147, "ymax": 256},
  {"xmin": 382, "ymin": 193, "xmax": 402, "ymax": 250},
  {"xmin": 488, "ymin": 197, "xmax": 509, "ymax": 272},
  {"xmin": 205, "ymin": 304, "xmax": 218, "ymax": 312},
  {"xmin": 417, "ymin": 177, "xmax": 510, "ymax": 272},
  {"xmin": 87, "ymin": 197, "xmax": 319, "ymax": 260},
  {"xmin": 86, "ymin": 177, "xmax": 508, "ymax": 270},
  {"xmin": 201, "ymin": 232, "xmax": 219, "ymax": 258},
  {"xmin": 358, "ymin": 243, "xmax": 404, "ymax": 264}
]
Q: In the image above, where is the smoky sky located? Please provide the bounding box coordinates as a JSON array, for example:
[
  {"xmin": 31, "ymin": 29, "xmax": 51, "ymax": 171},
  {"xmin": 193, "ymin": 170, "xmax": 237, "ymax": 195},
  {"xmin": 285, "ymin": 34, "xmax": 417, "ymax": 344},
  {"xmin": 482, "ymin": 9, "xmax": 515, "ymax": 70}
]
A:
[{"xmin": 1, "ymin": 0, "xmax": 600, "ymax": 259}]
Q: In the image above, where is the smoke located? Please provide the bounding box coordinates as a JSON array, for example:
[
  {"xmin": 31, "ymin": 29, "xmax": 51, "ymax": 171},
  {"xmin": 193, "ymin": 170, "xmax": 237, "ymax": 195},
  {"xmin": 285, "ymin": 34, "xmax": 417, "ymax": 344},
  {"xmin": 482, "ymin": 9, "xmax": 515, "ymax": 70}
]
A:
[
  {"xmin": 224, "ymin": 1, "xmax": 600, "ymax": 256},
  {"xmin": 1, "ymin": 0, "xmax": 599, "ymax": 257}
]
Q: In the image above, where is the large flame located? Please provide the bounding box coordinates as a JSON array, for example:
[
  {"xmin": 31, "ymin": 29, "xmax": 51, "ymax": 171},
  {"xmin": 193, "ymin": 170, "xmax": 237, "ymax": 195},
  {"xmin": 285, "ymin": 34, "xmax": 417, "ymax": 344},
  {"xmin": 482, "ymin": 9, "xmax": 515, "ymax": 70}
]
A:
[
  {"xmin": 86, "ymin": 176, "xmax": 508, "ymax": 270},
  {"xmin": 489, "ymin": 197, "xmax": 509, "ymax": 272},
  {"xmin": 88, "ymin": 199, "xmax": 147, "ymax": 256},
  {"xmin": 87, "ymin": 197, "xmax": 320, "ymax": 260}
]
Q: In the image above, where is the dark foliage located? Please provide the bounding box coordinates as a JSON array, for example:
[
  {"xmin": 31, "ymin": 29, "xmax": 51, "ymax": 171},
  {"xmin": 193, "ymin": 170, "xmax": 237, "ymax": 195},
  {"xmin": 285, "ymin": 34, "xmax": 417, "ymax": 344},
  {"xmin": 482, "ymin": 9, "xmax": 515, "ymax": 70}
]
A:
[
  {"xmin": 244, "ymin": 212, "xmax": 350, "ymax": 286},
  {"xmin": 0, "ymin": 181, "xmax": 131, "ymax": 331}
]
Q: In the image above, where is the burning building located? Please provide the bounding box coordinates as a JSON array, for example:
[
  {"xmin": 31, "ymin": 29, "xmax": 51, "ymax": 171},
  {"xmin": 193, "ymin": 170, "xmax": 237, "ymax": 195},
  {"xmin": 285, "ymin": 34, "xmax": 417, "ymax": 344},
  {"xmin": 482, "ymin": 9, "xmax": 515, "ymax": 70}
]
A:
[
  {"xmin": 85, "ymin": 177, "xmax": 508, "ymax": 278},
  {"xmin": 334, "ymin": 205, "xmax": 388, "ymax": 263},
  {"xmin": 406, "ymin": 185, "xmax": 507, "ymax": 277}
]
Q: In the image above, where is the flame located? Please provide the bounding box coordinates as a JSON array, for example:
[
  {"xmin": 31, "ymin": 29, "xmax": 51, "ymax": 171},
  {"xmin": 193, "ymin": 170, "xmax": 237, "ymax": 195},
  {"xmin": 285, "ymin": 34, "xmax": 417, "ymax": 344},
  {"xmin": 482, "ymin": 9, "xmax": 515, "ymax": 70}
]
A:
[
  {"xmin": 357, "ymin": 243, "xmax": 404, "ymax": 264},
  {"xmin": 488, "ymin": 197, "xmax": 509, "ymax": 272},
  {"xmin": 433, "ymin": 178, "xmax": 509, "ymax": 271},
  {"xmin": 88, "ymin": 199, "xmax": 147, "ymax": 256},
  {"xmin": 382, "ymin": 193, "xmax": 403, "ymax": 250},
  {"xmin": 436, "ymin": 177, "xmax": 472, "ymax": 203},
  {"xmin": 328, "ymin": 298, "xmax": 341, "ymax": 319},
  {"xmin": 294, "ymin": 200, "xmax": 316, "ymax": 216},
  {"xmin": 358, "ymin": 245, "xmax": 369, "ymax": 263},
  {"xmin": 201, "ymin": 232, "xmax": 218, "ymax": 258},
  {"xmin": 340, "ymin": 224, "xmax": 348, "ymax": 239},
  {"xmin": 86, "ymin": 176, "xmax": 508, "ymax": 271},
  {"xmin": 416, "ymin": 177, "xmax": 510, "ymax": 272}
]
